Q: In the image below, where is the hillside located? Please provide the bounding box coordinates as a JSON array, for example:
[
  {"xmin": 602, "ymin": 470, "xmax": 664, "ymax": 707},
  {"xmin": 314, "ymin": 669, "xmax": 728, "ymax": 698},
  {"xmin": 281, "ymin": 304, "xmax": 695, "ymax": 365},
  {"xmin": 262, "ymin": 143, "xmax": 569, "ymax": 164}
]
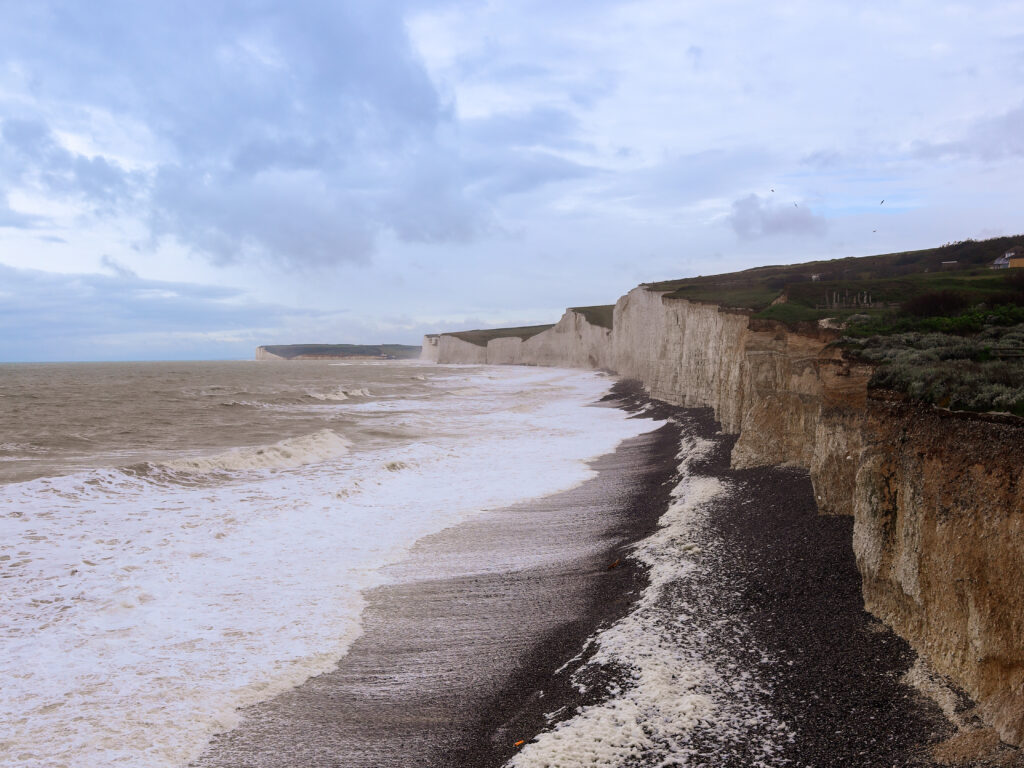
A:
[{"xmin": 257, "ymin": 344, "xmax": 421, "ymax": 360}]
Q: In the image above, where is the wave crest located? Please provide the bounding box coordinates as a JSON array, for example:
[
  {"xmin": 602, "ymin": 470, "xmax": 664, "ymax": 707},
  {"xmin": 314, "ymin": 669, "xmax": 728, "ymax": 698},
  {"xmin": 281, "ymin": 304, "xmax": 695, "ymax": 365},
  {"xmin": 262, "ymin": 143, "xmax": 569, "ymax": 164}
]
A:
[{"xmin": 162, "ymin": 430, "xmax": 352, "ymax": 474}]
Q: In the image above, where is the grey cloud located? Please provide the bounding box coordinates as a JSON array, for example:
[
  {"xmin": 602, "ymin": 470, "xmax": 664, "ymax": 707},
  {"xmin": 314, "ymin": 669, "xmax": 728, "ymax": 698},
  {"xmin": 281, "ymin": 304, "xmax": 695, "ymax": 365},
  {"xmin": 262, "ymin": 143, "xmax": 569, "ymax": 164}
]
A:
[
  {"xmin": 801, "ymin": 150, "xmax": 843, "ymax": 168},
  {"xmin": 598, "ymin": 148, "xmax": 774, "ymax": 210},
  {"xmin": 464, "ymin": 107, "xmax": 586, "ymax": 151},
  {"xmin": 914, "ymin": 103, "xmax": 1024, "ymax": 161},
  {"xmin": 0, "ymin": 117, "xmax": 137, "ymax": 211},
  {"xmin": 469, "ymin": 150, "xmax": 595, "ymax": 199},
  {"xmin": 728, "ymin": 193, "xmax": 827, "ymax": 239},
  {"xmin": 0, "ymin": 194, "xmax": 42, "ymax": 229},
  {"xmin": 0, "ymin": 263, "xmax": 319, "ymax": 360},
  {"xmin": 149, "ymin": 164, "xmax": 377, "ymax": 267},
  {"xmin": 100, "ymin": 255, "xmax": 137, "ymax": 279},
  {"xmin": 0, "ymin": 2, "xmax": 485, "ymax": 267}
]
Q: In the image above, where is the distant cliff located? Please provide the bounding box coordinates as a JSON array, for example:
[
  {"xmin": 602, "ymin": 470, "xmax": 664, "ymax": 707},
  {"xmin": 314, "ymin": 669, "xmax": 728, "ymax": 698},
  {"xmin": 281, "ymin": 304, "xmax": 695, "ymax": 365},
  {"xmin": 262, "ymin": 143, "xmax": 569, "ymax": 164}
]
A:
[
  {"xmin": 423, "ymin": 285, "xmax": 1024, "ymax": 747},
  {"xmin": 256, "ymin": 344, "xmax": 421, "ymax": 361}
]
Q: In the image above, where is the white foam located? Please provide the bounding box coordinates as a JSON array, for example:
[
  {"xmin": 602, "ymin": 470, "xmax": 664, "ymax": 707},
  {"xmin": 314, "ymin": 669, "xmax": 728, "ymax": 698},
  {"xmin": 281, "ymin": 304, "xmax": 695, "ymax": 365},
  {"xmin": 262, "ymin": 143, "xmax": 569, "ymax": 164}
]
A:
[
  {"xmin": 0, "ymin": 366, "xmax": 658, "ymax": 768},
  {"xmin": 160, "ymin": 428, "xmax": 352, "ymax": 473},
  {"xmin": 509, "ymin": 431, "xmax": 791, "ymax": 768},
  {"xmin": 307, "ymin": 387, "xmax": 372, "ymax": 401}
]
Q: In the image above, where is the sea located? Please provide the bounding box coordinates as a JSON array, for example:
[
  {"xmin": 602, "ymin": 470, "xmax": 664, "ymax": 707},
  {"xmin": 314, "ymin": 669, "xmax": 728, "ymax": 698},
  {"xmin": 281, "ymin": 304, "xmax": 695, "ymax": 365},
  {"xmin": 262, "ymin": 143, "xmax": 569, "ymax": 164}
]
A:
[{"xmin": 0, "ymin": 360, "xmax": 658, "ymax": 768}]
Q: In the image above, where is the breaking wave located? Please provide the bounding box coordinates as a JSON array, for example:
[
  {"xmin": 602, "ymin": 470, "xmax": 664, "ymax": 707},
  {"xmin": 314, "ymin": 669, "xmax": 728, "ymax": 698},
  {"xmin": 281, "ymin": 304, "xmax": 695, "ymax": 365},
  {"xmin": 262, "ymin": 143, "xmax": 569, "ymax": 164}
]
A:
[{"xmin": 161, "ymin": 429, "xmax": 352, "ymax": 474}]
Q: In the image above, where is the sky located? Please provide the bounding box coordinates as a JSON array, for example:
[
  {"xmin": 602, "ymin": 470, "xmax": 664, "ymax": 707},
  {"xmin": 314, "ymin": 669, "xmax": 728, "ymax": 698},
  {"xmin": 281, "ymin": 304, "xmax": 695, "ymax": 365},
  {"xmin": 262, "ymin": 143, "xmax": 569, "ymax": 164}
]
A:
[{"xmin": 1, "ymin": 1, "xmax": 1023, "ymax": 361}]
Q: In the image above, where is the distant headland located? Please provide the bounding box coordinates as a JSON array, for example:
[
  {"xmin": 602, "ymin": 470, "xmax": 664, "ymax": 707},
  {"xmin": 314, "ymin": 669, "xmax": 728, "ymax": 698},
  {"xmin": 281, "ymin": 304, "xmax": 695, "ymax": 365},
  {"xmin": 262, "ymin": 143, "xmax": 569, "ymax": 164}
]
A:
[{"xmin": 255, "ymin": 344, "xmax": 421, "ymax": 361}]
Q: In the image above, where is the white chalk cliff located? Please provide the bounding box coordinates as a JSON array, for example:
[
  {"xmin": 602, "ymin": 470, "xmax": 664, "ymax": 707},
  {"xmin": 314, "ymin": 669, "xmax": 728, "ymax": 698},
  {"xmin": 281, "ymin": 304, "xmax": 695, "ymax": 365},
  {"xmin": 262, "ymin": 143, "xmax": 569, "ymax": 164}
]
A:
[{"xmin": 424, "ymin": 284, "xmax": 1024, "ymax": 747}]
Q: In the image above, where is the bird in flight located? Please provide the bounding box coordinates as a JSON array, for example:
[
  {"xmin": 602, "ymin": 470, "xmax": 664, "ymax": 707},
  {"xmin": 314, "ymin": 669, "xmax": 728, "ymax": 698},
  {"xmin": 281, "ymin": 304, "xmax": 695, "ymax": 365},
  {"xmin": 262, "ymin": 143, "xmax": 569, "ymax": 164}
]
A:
[{"xmin": 880, "ymin": 199, "xmax": 885, "ymax": 205}]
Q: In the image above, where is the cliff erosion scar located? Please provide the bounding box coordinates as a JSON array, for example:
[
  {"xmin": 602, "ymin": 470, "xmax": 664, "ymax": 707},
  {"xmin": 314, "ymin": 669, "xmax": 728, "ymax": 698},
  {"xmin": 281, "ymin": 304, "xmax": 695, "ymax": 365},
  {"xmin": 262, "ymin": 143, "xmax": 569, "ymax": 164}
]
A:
[{"xmin": 423, "ymin": 285, "xmax": 1024, "ymax": 748}]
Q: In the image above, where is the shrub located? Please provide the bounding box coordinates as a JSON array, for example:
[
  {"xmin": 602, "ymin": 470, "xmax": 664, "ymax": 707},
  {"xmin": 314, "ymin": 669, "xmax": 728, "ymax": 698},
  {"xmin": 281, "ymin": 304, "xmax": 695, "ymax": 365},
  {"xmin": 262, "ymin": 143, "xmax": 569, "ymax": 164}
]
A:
[{"xmin": 902, "ymin": 290, "xmax": 969, "ymax": 317}]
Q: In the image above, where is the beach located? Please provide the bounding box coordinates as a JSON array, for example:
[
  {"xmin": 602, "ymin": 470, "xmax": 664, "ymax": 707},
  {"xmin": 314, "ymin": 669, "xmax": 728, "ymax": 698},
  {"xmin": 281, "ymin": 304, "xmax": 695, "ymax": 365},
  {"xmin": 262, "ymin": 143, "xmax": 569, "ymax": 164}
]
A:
[
  {"xmin": 191, "ymin": 383, "xmax": 963, "ymax": 768},
  {"xmin": 193, "ymin": 390, "xmax": 680, "ymax": 767}
]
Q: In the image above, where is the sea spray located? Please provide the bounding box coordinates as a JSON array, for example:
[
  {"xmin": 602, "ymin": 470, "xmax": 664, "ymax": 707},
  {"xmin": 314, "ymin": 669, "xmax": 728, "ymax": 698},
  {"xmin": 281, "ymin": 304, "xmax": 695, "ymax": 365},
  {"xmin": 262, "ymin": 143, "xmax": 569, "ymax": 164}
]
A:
[
  {"xmin": 508, "ymin": 429, "xmax": 793, "ymax": 767},
  {"xmin": 0, "ymin": 363, "xmax": 658, "ymax": 768}
]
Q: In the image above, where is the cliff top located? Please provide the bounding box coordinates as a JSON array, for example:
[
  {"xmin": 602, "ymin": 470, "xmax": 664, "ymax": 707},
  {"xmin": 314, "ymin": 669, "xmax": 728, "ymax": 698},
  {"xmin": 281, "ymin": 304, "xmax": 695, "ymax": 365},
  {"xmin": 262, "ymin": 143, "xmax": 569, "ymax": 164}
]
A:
[
  {"xmin": 568, "ymin": 305, "xmax": 614, "ymax": 329},
  {"xmin": 643, "ymin": 235, "xmax": 1024, "ymax": 326},
  {"xmin": 447, "ymin": 324, "xmax": 555, "ymax": 347},
  {"xmin": 258, "ymin": 344, "xmax": 421, "ymax": 359}
]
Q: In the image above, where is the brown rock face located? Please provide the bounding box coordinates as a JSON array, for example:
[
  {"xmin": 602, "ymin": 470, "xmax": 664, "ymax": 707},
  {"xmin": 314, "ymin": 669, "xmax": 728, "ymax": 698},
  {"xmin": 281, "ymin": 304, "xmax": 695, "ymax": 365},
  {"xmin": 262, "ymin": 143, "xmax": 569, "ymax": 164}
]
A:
[{"xmin": 854, "ymin": 399, "xmax": 1024, "ymax": 745}]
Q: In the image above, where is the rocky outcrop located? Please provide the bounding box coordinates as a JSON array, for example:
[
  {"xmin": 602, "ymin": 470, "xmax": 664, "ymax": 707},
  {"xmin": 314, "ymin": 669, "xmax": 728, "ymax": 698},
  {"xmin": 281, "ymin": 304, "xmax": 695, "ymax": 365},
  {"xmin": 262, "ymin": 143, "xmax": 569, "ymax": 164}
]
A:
[{"xmin": 427, "ymin": 284, "xmax": 1024, "ymax": 745}]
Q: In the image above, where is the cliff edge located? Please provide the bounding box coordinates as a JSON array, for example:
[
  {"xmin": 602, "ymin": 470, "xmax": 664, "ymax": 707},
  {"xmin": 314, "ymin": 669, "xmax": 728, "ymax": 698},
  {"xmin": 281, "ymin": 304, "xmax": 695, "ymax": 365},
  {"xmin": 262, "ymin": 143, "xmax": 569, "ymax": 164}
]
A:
[{"xmin": 424, "ymin": 283, "xmax": 1024, "ymax": 746}]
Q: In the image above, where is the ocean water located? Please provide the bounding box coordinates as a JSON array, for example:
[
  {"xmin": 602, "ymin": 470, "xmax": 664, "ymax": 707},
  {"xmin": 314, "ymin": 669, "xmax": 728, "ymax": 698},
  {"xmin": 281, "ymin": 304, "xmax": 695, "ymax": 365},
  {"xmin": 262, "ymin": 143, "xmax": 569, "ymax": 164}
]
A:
[{"xmin": 0, "ymin": 360, "xmax": 656, "ymax": 768}]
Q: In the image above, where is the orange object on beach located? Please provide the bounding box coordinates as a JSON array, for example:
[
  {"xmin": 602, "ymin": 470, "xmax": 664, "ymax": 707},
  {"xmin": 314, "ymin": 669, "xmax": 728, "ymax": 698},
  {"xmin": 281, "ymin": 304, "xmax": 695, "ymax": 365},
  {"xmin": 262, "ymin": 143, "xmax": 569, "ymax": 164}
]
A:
[
  {"xmin": 514, "ymin": 740, "xmax": 525, "ymax": 747},
  {"xmin": 608, "ymin": 558, "xmax": 620, "ymax": 570}
]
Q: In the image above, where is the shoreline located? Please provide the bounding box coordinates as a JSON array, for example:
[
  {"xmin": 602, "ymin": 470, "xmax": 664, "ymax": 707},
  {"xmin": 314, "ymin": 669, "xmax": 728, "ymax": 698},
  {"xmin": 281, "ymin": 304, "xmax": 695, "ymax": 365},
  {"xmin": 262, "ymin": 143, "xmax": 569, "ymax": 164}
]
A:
[
  {"xmin": 191, "ymin": 381, "xmax": 1015, "ymax": 767},
  {"xmin": 192, "ymin": 384, "xmax": 679, "ymax": 767}
]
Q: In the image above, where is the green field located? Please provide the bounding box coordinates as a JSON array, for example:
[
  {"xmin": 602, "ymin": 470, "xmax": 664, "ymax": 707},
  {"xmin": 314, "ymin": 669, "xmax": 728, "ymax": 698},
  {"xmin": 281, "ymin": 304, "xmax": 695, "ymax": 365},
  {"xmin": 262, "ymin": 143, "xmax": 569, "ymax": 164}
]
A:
[
  {"xmin": 260, "ymin": 344, "xmax": 422, "ymax": 359},
  {"xmin": 644, "ymin": 235, "xmax": 1024, "ymax": 417},
  {"xmin": 645, "ymin": 236, "xmax": 1024, "ymax": 325},
  {"xmin": 569, "ymin": 305, "xmax": 615, "ymax": 329},
  {"xmin": 448, "ymin": 324, "xmax": 555, "ymax": 347}
]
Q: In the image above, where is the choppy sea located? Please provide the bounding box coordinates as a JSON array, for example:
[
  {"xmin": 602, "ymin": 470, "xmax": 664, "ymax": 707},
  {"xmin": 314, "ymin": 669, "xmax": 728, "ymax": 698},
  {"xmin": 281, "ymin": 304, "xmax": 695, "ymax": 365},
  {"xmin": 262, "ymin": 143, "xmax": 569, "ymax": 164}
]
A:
[{"xmin": 0, "ymin": 360, "xmax": 655, "ymax": 768}]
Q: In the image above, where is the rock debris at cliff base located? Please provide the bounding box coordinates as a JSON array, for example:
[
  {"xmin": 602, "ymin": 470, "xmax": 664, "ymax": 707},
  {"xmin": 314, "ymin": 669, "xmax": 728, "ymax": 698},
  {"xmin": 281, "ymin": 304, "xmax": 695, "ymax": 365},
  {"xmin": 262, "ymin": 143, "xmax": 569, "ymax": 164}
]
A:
[{"xmin": 509, "ymin": 401, "xmax": 976, "ymax": 768}]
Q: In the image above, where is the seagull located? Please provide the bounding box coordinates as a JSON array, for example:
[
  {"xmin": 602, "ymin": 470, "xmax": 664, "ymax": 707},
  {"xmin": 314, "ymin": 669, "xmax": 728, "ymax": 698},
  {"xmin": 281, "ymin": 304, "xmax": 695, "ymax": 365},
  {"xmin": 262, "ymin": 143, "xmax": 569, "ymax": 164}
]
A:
[
  {"xmin": 880, "ymin": 199, "xmax": 885, "ymax": 205},
  {"xmin": 770, "ymin": 188, "xmax": 775, "ymax": 192}
]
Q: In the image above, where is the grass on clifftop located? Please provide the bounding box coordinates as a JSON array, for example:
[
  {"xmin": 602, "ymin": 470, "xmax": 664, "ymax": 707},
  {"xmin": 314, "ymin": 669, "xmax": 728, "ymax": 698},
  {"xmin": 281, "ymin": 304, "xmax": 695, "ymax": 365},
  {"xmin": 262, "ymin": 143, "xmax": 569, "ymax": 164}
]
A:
[
  {"xmin": 646, "ymin": 235, "xmax": 1024, "ymax": 417},
  {"xmin": 447, "ymin": 324, "xmax": 555, "ymax": 347},
  {"xmin": 835, "ymin": 270, "xmax": 1024, "ymax": 416},
  {"xmin": 260, "ymin": 344, "xmax": 421, "ymax": 359},
  {"xmin": 569, "ymin": 305, "xmax": 615, "ymax": 329},
  {"xmin": 645, "ymin": 236, "xmax": 1023, "ymax": 320}
]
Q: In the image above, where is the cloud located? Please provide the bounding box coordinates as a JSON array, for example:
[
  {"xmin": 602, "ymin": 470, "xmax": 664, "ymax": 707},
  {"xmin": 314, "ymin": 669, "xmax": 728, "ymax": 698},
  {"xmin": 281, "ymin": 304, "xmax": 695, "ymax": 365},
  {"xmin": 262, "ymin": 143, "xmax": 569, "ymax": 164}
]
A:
[
  {"xmin": 0, "ymin": 2, "xmax": 492, "ymax": 267},
  {"xmin": 0, "ymin": 263, "xmax": 311, "ymax": 360},
  {"xmin": 914, "ymin": 102, "xmax": 1024, "ymax": 161},
  {"xmin": 0, "ymin": 263, "xmax": 459, "ymax": 361},
  {"xmin": 728, "ymin": 193, "xmax": 827, "ymax": 239},
  {"xmin": 0, "ymin": 194, "xmax": 42, "ymax": 229},
  {"xmin": 100, "ymin": 255, "xmax": 137, "ymax": 279},
  {"xmin": 0, "ymin": 118, "xmax": 138, "ymax": 212}
]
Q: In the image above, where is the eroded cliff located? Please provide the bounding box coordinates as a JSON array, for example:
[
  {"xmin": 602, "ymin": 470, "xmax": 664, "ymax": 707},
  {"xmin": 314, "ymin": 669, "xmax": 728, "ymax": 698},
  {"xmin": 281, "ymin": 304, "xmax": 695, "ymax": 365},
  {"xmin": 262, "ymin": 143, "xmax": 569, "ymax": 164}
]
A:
[{"xmin": 425, "ymin": 284, "xmax": 1024, "ymax": 745}]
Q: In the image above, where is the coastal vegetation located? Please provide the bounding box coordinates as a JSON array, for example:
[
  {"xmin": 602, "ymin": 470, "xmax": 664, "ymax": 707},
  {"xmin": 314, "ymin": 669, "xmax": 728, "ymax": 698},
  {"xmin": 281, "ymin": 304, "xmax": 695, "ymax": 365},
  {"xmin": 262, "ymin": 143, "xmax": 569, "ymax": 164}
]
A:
[
  {"xmin": 433, "ymin": 236, "xmax": 1024, "ymax": 415},
  {"xmin": 448, "ymin": 324, "xmax": 554, "ymax": 347},
  {"xmin": 646, "ymin": 236, "xmax": 1024, "ymax": 417},
  {"xmin": 568, "ymin": 304, "xmax": 615, "ymax": 330},
  {"xmin": 258, "ymin": 344, "xmax": 422, "ymax": 359}
]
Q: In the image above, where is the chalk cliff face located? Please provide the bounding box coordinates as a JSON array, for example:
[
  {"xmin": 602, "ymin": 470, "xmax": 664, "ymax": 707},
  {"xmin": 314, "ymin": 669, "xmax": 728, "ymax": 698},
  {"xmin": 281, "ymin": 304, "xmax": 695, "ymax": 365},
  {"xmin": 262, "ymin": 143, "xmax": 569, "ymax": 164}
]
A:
[
  {"xmin": 421, "ymin": 335, "xmax": 440, "ymax": 363},
  {"xmin": 437, "ymin": 334, "xmax": 488, "ymax": 364},
  {"xmin": 427, "ymin": 283, "xmax": 1024, "ymax": 745},
  {"xmin": 255, "ymin": 347, "xmax": 285, "ymax": 360},
  {"xmin": 422, "ymin": 308, "xmax": 612, "ymax": 369}
]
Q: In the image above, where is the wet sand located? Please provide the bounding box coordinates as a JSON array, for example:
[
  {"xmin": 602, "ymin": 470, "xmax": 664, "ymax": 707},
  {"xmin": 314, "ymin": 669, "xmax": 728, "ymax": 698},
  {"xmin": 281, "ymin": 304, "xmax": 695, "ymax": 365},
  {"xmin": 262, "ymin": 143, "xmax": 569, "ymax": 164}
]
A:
[{"xmin": 193, "ymin": 391, "xmax": 680, "ymax": 767}]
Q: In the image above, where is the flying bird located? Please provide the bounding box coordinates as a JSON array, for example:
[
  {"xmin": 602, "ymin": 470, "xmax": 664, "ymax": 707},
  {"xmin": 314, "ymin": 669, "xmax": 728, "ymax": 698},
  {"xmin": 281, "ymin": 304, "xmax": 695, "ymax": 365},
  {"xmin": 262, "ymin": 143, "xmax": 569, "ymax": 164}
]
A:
[{"xmin": 880, "ymin": 199, "xmax": 885, "ymax": 205}]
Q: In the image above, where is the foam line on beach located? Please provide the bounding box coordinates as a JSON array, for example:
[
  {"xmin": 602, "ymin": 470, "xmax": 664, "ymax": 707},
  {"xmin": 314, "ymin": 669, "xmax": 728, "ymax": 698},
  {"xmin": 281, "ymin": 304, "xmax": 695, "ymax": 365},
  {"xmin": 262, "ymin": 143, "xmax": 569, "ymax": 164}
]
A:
[{"xmin": 508, "ymin": 430, "xmax": 791, "ymax": 768}]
